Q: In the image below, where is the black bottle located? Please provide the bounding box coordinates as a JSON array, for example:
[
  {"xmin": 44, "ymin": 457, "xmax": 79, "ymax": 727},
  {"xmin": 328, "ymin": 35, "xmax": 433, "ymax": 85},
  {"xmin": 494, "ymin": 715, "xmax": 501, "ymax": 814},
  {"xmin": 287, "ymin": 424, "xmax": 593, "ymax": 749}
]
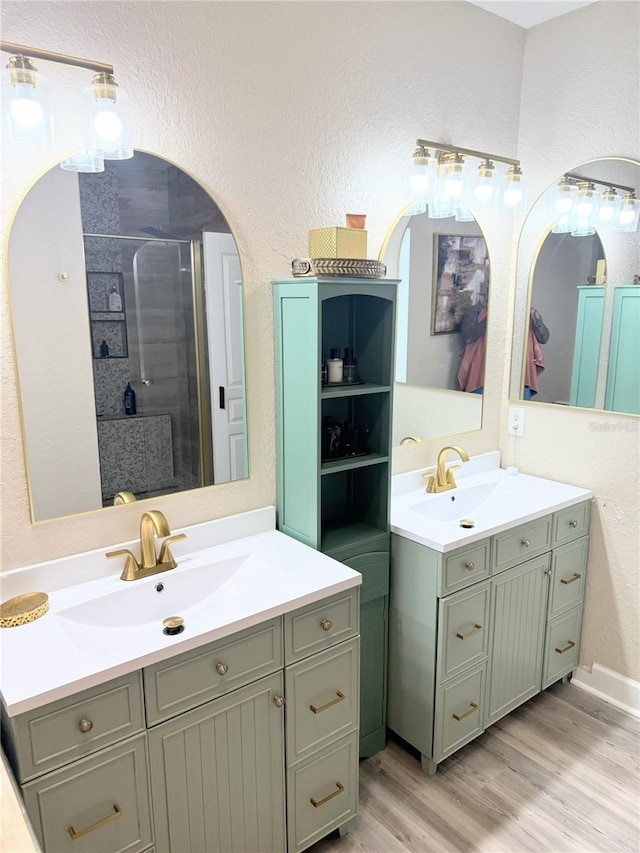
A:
[
  {"xmin": 124, "ymin": 382, "xmax": 137, "ymax": 415},
  {"xmin": 100, "ymin": 339, "xmax": 109, "ymax": 358}
]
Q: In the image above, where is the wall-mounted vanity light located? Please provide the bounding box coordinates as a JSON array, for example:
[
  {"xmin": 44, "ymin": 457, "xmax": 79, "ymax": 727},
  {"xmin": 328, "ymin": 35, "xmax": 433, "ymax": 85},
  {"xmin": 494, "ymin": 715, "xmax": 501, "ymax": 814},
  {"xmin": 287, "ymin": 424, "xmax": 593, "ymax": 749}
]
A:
[
  {"xmin": 1, "ymin": 41, "xmax": 133, "ymax": 172},
  {"xmin": 408, "ymin": 139, "xmax": 528, "ymax": 219},
  {"xmin": 550, "ymin": 171, "xmax": 639, "ymax": 236}
]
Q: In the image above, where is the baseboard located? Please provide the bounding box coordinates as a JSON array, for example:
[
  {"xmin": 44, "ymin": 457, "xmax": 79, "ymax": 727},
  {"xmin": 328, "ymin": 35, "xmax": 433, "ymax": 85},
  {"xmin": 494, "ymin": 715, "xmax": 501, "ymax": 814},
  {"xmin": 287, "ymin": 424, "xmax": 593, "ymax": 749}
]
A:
[{"xmin": 571, "ymin": 663, "xmax": 640, "ymax": 719}]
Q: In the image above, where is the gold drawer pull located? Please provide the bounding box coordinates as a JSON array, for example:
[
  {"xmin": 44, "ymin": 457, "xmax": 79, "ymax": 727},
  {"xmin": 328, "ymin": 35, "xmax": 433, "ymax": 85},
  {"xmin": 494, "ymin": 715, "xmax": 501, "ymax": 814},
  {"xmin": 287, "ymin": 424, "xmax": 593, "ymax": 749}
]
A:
[
  {"xmin": 310, "ymin": 690, "xmax": 345, "ymax": 714},
  {"xmin": 522, "ymin": 538, "xmax": 531, "ymax": 548},
  {"xmin": 78, "ymin": 718, "xmax": 93, "ymax": 733},
  {"xmin": 555, "ymin": 640, "xmax": 576, "ymax": 654},
  {"xmin": 320, "ymin": 619, "xmax": 332, "ymax": 631},
  {"xmin": 273, "ymin": 695, "xmax": 285, "ymax": 707},
  {"xmin": 310, "ymin": 781, "xmax": 345, "ymax": 808},
  {"xmin": 464, "ymin": 561, "xmax": 475, "ymax": 571},
  {"xmin": 456, "ymin": 624, "xmax": 482, "ymax": 641},
  {"xmin": 569, "ymin": 519, "xmax": 579, "ymax": 528},
  {"xmin": 561, "ymin": 573, "xmax": 581, "ymax": 585},
  {"xmin": 68, "ymin": 804, "xmax": 121, "ymax": 840},
  {"xmin": 216, "ymin": 662, "xmax": 228, "ymax": 675},
  {"xmin": 452, "ymin": 701, "xmax": 478, "ymax": 722}
]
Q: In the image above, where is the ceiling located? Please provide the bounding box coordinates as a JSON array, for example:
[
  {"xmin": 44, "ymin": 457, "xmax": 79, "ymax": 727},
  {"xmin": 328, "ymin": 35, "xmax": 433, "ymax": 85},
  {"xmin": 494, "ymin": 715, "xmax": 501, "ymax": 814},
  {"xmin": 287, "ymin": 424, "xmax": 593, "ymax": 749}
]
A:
[{"xmin": 467, "ymin": 1, "xmax": 598, "ymax": 29}]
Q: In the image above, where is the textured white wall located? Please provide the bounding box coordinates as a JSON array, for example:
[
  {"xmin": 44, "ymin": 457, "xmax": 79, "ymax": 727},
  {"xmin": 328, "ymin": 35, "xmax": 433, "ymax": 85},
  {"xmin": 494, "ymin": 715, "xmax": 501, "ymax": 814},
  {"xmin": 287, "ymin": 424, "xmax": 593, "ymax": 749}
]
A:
[
  {"xmin": 1, "ymin": 0, "xmax": 523, "ymax": 567},
  {"xmin": 504, "ymin": 0, "xmax": 640, "ymax": 681}
]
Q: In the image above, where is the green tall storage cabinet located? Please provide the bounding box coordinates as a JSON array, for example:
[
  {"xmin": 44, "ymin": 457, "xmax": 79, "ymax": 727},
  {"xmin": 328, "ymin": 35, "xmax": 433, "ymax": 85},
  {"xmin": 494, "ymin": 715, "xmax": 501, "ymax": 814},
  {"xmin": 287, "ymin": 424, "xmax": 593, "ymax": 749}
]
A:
[
  {"xmin": 569, "ymin": 285, "xmax": 604, "ymax": 408},
  {"xmin": 605, "ymin": 286, "xmax": 640, "ymax": 414},
  {"xmin": 273, "ymin": 276, "xmax": 398, "ymax": 757}
]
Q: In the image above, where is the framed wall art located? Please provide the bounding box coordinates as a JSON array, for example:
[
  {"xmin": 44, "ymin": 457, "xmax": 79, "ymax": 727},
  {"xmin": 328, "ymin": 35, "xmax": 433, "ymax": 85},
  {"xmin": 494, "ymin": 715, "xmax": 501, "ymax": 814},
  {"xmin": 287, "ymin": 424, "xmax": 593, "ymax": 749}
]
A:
[{"xmin": 431, "ymin": 234, "xmax": 489, "ymax": 334}]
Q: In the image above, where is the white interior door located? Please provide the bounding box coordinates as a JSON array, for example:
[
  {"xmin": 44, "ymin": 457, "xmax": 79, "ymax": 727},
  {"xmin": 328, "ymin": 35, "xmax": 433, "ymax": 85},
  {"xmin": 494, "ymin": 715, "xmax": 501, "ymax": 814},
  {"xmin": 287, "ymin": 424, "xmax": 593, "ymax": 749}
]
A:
[{"xmin": 203, "ymin": 232, "xmax": 247, "ymax": 482}]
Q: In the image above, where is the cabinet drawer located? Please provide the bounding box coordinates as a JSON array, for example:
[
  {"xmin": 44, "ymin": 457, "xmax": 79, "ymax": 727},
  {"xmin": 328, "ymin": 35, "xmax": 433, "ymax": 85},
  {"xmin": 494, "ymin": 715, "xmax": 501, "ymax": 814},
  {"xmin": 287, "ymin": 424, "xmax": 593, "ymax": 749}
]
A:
[
  {"xmin": 22, "ymin": 733, "xmax": 152, "ymax": 853},
  {"xmin": 441, "ymin": 540, "xmax": 491, "ymax": 596},
  {"xmin": 286, "ymin": 731, "xmax": 358, "ymax": 853},
  {"xmin": 284, "ymin": 588, "xmax": 359, "ymax": 664},
  {"xmin": 542, "ymin": 607, "xmax": 583, "ymax": 689},
  {"xmin": 434, "ymin": 663, "xmax": 486, "ymax": 762},
  {"xmin": 144, "ymin": 617, "xmax": 283, "ymax": 724},
  {"xmin": 552, "ymin": 501, "xmax": 591, "ymax": 547},
  {"xmin": 4, "ymin": 672, "xmax": 144, "ymax": 783},
  {"xmin": 343, "ymin": 551, "xmax": 389, "ymax": 605},
  {"xmin": 437, "ymin": 582, "xmax": 491, "ymax": 683},
  {"xmin": 492, "ymin": 515, "xmax": 552, "ymax": 573},
  {"xmin": 548, "ymin": 537, "xmax": 588, "ymax": 619},
  {"xmin": 286, "ymin": 638, "xmax": 359, "ymax": 765}
]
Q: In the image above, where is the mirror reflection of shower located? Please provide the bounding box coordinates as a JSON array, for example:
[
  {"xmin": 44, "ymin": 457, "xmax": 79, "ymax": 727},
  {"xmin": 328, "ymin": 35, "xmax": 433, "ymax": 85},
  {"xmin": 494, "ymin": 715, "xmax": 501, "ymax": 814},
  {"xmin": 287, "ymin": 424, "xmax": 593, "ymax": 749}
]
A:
[{"xmin": 78, "ymin": 153, "xmax": 246, "ymax": 507}]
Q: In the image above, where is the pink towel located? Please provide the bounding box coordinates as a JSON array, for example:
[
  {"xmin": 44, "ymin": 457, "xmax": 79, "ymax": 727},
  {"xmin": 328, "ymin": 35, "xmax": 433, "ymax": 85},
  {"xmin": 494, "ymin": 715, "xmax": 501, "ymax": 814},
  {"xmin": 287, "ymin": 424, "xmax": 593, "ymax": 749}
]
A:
[
  {"xmin": 458, "ymin": 335, "xmax": 486, "ymax": 392},
  {"xmin": 524, "ymin": 328, "xmax": 545, "ymax": 393}
]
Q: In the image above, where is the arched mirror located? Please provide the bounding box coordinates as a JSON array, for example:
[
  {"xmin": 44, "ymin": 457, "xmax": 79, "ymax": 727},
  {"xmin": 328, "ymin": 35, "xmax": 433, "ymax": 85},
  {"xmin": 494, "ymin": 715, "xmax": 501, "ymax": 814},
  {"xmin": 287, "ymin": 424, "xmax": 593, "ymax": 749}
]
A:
[
  {"xmin": 381, "ymin": 208, "xmax": 490, "ymax": 445},
  {"xmin": 7, "ymin": 151, "xmax": 248, "ymax": 522},
  {"xmin": 510, "ymin": 158, "xmax": 639, "ymax": 414}
]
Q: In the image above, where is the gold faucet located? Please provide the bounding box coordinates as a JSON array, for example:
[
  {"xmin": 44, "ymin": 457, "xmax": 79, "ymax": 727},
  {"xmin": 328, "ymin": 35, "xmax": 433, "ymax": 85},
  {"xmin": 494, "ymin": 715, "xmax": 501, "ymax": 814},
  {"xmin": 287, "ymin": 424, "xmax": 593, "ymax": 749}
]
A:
[
  {"xmin": 106, "ymin": 510, "xmax": 187, "ymax": 581},
  {"xmin": 422, "ymin": 445, "xmax": 470, "ymax": 493},
  {"xmin": 399, "ymin": 435, "xmax": 423, "ymax": 446},
  {"xmin": 113, "ymin": 490, "xmax": 137, "ymax": 506}
]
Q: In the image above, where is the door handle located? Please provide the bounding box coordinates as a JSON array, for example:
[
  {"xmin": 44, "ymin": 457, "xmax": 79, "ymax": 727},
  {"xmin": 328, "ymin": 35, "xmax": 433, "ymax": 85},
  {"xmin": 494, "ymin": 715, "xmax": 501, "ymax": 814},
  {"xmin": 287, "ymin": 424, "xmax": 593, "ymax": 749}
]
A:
[{"xmin": 219, "ymin": 386, "xmax": 226, "ymax": 409}]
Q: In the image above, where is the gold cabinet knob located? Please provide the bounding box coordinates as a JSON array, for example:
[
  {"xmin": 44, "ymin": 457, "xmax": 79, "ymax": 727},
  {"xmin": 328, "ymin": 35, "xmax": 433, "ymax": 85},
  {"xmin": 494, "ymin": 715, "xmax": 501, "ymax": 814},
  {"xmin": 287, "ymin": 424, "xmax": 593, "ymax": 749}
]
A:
[
  {"xmin": 320, "ymin": 619, "xmax": 332, "ymax": 632},
  {"xmin": 78, "ymin": 718, "xmax": 93, "ymax": 733},
  {"xmin": 273, "ymin": 695, "xmax": 285, "ymax": 707},
  {"xmin": 216, "ymin": 662, "xmax": 228, "ymax": 676},
  {"xmin": 465, "ymin": 561, "xmax": 475, "ymax": 571},
  {"xmin": 522, "ymin": 538, "xmax": 531, "ymax": 547},
  {"xmin": 570, "ymin": 519, "xmax": 578, "ymax": 528},
  {"xmin": 545, "ymin": 568, "xmax": 552, "ymax": 578}
]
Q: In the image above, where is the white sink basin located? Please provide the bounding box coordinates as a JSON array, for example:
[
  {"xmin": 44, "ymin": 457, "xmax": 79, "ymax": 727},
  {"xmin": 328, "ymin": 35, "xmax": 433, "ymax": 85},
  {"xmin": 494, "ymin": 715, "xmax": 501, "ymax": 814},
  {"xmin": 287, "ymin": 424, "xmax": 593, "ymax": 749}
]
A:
[
  {"xmin": 391, "ymin": 463, "xmax": 592, "ymax": 552},
  {"xmin": 409, "ymin": 481, "xmax": 498, "ymax": 522},
  {"xmin": 57, "ymin": 555, "xmax": 246, "ymax": 629}
]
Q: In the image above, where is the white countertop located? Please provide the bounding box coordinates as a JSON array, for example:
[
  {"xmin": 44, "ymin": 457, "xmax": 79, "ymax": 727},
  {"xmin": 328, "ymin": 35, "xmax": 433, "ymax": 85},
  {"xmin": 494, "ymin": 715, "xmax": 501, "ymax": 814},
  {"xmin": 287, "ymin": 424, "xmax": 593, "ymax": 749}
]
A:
[
  {"xmin": 391, "ymin": 453, "xmax": 593, "ymax": 552},
  {"xmin": 0, "ymin": 509, "xmax": 361, "ymax": 717}
]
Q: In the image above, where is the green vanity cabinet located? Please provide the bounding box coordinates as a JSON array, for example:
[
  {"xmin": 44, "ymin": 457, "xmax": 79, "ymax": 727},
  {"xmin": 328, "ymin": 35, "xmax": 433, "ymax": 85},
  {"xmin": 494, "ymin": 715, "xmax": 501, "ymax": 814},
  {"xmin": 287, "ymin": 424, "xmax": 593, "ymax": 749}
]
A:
[
  {"xmin": 273, "ymin": 276, "xmax": 398, "ymax": 759},
  {"xmin": 2, "ymin": 588, "xmax": 361, "ymax": 853},
  {"xmin": 605, "ymin": 286, "xmax": 640, "ymax": 415},
  {"xmin": 388, "ymin": 500, "xmax": 590, "ymax": 775},
  {"xmin": 570, "ymin": 285, "xmax": 604, "ymax": 408}
]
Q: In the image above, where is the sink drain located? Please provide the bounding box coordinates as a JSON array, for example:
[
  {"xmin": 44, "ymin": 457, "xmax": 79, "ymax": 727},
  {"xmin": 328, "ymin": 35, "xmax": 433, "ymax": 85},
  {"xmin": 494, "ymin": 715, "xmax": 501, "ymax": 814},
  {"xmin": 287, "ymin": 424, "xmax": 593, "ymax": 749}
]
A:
[
  {"xmin": 459, "ymin": 518, "xmax": 475, "ymax": 529},
  {"xmin": 163, "ymin": 616, "xmax": 185, "ymax": 636}
]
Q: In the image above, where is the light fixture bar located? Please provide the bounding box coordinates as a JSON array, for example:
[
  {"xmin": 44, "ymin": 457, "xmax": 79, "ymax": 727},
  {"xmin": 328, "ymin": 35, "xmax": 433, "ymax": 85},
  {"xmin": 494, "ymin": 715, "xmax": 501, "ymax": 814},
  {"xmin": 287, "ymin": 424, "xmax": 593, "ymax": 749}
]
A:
[
  {"xmin": 416, "ymin": 138, "xmax": 520, "ymax": 168},
  {"xmin": 0, "ymin": 41, "xmax": 113, "ymax": 75},
  {"xmin": 565, "ymin": 172, "xmax": 635, "ymax": 195}
]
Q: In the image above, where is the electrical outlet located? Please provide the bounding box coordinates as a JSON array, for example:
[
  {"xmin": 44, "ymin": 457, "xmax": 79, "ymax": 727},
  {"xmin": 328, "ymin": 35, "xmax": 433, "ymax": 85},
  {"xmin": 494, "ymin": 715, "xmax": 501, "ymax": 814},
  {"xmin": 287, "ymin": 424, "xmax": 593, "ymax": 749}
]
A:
[{"xmin": 508, "ymin": 406, "xmax": 526, "ymax": 437}]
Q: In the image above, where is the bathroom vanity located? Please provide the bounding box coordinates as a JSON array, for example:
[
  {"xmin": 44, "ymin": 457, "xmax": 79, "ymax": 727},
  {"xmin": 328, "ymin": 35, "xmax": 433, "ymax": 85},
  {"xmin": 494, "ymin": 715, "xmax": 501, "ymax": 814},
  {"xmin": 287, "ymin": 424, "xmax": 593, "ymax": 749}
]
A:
[
  {"xmin": 0, "ymin": 509, "xmax": 361, "ymax": 853},
  {"xmin": 388, "ymin": 455, "xmax": 592, "ymax": 774}
]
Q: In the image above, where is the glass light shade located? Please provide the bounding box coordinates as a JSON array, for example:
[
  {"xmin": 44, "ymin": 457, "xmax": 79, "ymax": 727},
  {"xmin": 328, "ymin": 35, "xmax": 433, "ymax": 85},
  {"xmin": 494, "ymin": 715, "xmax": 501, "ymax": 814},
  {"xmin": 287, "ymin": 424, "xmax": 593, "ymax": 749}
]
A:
[
  {"xmin": 471, "ymin": 160, "xmax": 496, "ymax": 209},
  {"xmin": 499, "ymin": 166, "xmax": 528, "ymax": 214},
  {"xmin": 440, "ymin": 155, "xmax": 467, "ymax": 201},
  {"xmin": 404, "ymin": 196, "xmax": 427, "ymax": 215},
  {"xmin": 455, "ymin": 207, "xmax": 475, "ymax": 222},
  {"xmin": 570, "ymin": 183, "xmax": 600, "ymax": 236},
  {"xmin": 613, "ymin": 193, "xmax": 640, "ymax": 232},
  {"xmin": 60, "ymin": 151, "xmax": 105, "ymax": 173},
  {"xmin": 410, "ymin": 147, "xmax": 437, "ymax": 200},
  {"xmin": 428, "ymin": 193, "xmax": 457, "ymax": 219},
  {"xmin": 551, "ymin": 215, "xmax": 573, "ymax": 234},
  {"xmin": 596, "ymin": 188, "xmax": 619, "ymax": 225},
  {"xmin": 550, "ymin": 178, "xmax": 578, "ymax": 218},
  {"xmin": 2, "ymin": 59, "xmax": 53, "ymax": 148},
  {"xmin": 83, "ymin": 73, "xmax": 133, "ymax": 160}
]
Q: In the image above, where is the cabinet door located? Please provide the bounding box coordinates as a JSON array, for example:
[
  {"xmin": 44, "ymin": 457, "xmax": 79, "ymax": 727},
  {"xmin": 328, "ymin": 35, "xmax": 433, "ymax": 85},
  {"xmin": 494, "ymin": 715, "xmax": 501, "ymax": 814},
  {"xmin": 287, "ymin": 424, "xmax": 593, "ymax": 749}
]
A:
[
  {"xmin": 148, "ymin": 673, "xmax": 285, "ymax": 853},
  {"xmin": 359, "ymin": 596, "xmax": 387, "ymax": 757},
  {"xmin": 486, "ymin": 555, "xmax": 549, "ymax": 726}
]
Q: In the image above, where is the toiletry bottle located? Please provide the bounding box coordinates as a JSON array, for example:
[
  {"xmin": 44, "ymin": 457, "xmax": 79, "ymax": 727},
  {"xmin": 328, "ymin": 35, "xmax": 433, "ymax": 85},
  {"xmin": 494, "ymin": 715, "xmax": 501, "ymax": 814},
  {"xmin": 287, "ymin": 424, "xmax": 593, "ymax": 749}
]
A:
[
  {"xmin": 124, "ymin": 382, "xmax": 137, "ymax": 415},
  {"xmin": 321, "ymin": 356, "xmax": 328, "ymax": 386},
  {"xmin": 100, "ymin": 339, "xmax": 109, "ymax": 358},
  {"xmin": 108, "ymin": 285, "xmax": 122, "ymax": 312},
  {"xmin": 327, "ymin": 348, "xmax": 343, "ymax": 383},
  {"xmin": 343, "ymin": 347, "xmax": 357, "ymax": 383}
]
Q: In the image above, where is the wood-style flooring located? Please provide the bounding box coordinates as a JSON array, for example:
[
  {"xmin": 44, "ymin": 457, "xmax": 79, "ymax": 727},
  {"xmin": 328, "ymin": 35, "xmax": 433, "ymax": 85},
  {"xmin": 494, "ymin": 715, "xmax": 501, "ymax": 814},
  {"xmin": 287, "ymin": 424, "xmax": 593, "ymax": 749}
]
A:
[{"xmin": 310, "ymin": 683, "xmax": 640, "ymax": 853}]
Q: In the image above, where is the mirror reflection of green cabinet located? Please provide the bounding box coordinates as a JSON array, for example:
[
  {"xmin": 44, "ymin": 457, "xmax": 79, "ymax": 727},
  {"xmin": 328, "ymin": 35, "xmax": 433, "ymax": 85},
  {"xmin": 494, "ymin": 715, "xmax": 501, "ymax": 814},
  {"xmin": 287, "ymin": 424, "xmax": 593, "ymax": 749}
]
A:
[
  {"xmin": 570, "ymin": 286, "xmax": 604, "ymax": 408},
  {"xmin": 273, "ymin": 276, "xmax": 398, "ymax": 757},
  {"xmin": 605, "ymin": 286, "xmax": 640, "ymax": 415}
]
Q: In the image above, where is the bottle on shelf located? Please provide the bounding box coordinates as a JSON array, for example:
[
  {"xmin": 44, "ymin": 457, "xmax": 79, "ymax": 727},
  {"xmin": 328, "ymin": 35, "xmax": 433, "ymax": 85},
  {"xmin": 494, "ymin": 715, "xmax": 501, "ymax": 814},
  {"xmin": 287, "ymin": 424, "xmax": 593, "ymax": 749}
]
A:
[
  {"xmin": 100, "ymin": 339, "xmax": 109, "ymax": 358},
  {"xmin": 108, "ymin": 285, "xmax": 123, "ymax": 312},
  {"xmin": 327, "ymin": 348, "xmax": 343, "ymax": 383},
  {"xmin": 124, "ymin": 382, "xmax": 137, "ymax": 415},
  {"xmin": 343, "ymin": 347, "xmax": 358, "ymax": 383}
]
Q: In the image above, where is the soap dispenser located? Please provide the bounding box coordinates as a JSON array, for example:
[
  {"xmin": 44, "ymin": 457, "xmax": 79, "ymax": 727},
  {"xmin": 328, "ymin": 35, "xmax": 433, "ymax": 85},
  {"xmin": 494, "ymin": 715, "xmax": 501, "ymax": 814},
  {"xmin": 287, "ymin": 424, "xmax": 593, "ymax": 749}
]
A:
[{"xmin": 108, "ymin": 285, "xmax": 122, "ymax": 312}]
